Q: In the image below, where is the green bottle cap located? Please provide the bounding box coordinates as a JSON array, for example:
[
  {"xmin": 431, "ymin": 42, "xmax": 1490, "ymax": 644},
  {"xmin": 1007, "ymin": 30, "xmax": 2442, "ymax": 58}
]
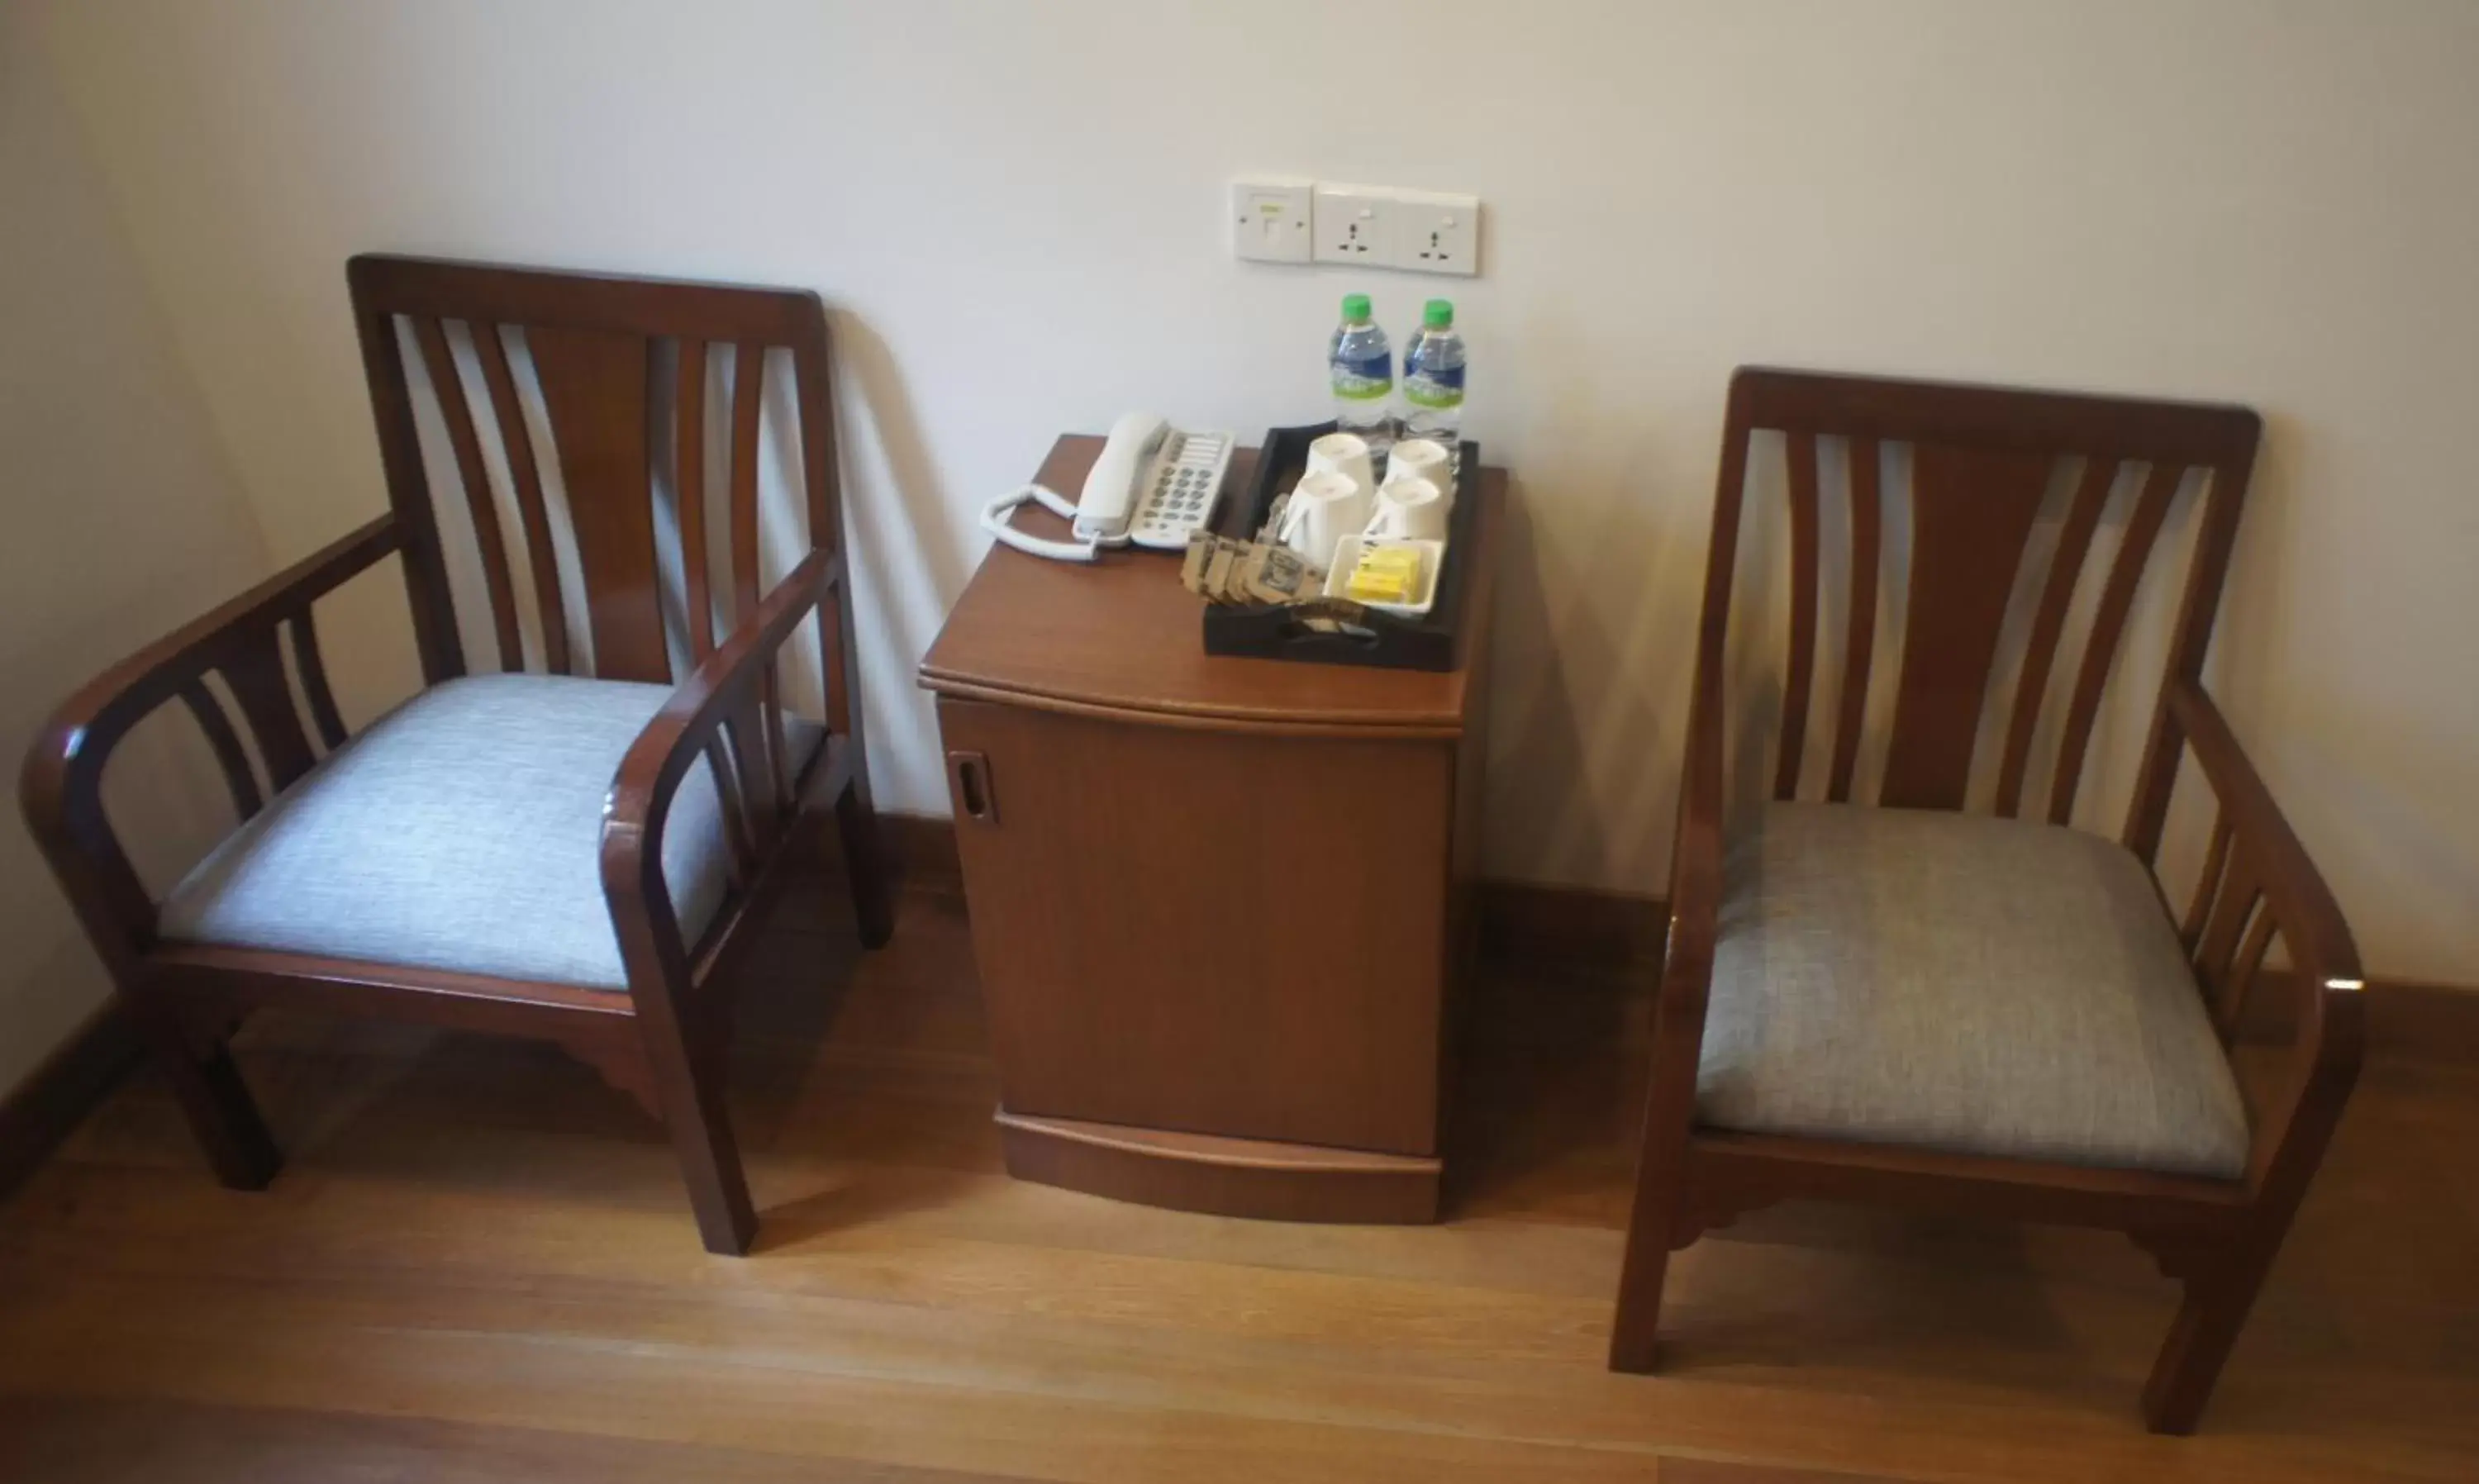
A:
[
  {"xmin": 1423, "ymin": 298, "xmax": 1454, "ymax": 328},
  {"xmin": 1341, "ymin": 293, "xmax": 1373, "ymax": 322}
]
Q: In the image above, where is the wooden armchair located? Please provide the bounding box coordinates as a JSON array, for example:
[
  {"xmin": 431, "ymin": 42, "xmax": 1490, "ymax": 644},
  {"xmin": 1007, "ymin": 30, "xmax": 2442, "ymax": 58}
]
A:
[
  {"xmin": 17, "ymin": 256, "xmax": 892, "ymax": 1255},
  {"xmin": 1609, "ymin": 369, "xmax": 2363, "ymax": 1432}
]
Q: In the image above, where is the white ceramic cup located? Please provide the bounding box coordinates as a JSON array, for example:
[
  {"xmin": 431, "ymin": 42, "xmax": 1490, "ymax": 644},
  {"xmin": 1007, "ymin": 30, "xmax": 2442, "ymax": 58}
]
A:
[
  {"xmin": 1279, "ymin": 469, "xmax": 1373, "ymax": 568},
  {"xmin": 1306, "ymin": 431, "xmax": 1377, "ymax": 497},
  {"xmin": 1363, "ymin": 477, "xmax": 1449, "ymax": 541},
  {"xmin": 1383, "ymin": 438, "xmax": 1452, "ymax": 501}
]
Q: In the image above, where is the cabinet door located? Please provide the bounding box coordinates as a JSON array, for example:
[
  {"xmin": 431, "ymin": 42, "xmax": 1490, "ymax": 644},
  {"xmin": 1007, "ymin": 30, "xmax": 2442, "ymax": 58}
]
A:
[{"xmin": 937, "ymin": 697, "xmax": 1451, "ymax": 1155}]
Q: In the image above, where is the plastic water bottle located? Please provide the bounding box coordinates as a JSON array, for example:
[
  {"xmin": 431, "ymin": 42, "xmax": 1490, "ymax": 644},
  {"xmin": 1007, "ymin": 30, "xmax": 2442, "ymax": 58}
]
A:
[
  {"xmin": 1400, "ymin": 298, "xmax": 1466, "ymax": 443},
  {"xmin": 1328, "ymin": 293, "xmax": 1395, "ymax": 452}
]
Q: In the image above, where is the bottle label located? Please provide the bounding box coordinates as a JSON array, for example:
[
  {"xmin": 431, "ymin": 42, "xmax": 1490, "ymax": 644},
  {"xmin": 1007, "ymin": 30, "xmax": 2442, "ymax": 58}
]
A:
[
  {"xmin": 1331, "ymin": 351, "xmax": 1392, "ymax": 402},
  {"xmin": 1403, "ymin": 363, "xmax": 1464, "ymax": 410}
]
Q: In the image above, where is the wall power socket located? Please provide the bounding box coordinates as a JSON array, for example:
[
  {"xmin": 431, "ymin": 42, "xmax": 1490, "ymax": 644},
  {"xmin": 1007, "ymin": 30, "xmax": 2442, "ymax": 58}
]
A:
[{"xmin": 1233, "ymin": 177, "xmax": 1481, "ymax": 277}]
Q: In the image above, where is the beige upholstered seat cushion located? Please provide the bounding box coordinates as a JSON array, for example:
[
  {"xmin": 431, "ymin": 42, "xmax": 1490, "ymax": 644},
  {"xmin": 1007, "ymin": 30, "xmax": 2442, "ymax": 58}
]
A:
[
  {"xmin": 1697, "ymin": 803, "xmax": 2249, "ymax": 1178},
  {"xmin": 159, "ymin": 673, "xmax": 817, "ymax": 992}
]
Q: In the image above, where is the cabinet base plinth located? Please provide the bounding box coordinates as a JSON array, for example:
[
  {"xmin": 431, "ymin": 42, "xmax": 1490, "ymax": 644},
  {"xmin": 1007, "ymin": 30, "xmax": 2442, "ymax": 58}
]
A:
[{"xmin": 996, "ymin": 1109, "xmax": 1441, "ymax": 1224}]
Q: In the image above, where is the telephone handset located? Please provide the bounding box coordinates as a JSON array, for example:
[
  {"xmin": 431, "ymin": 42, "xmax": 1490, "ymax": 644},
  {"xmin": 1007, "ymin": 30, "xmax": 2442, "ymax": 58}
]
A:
[{"xmin": 983, "ymin": 412, "xmax": 1236, "ymax": 563}]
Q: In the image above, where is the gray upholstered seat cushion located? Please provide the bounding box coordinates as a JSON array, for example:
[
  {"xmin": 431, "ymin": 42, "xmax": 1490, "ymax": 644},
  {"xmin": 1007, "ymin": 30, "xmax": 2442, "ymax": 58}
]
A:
[
  {"xmin": 160, "ymin": 673, "xmax": 817, "ymax": 992},
  {"xmin": 1697, "ymin": 803, "xmax": 2249, "ymax": 1178}
]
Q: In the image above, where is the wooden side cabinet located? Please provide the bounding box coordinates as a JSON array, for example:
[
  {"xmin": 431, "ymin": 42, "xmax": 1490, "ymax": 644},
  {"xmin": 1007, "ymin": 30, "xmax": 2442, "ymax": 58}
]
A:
[{"xmin": 919, "ymin": 435, "xmax": 1501, "ymax": 1222}]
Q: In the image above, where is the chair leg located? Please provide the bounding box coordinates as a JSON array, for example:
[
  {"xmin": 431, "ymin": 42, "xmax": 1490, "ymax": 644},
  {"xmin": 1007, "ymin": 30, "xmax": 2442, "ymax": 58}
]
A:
[
  {"xmin": 1610, "ymin": 1219, "xmax": 1675, "ymax": 1373},
  {"xmin": 612, "ymin": 858, "xmax": 757, "ymax": 1254},
  {"xmin": 1610, "ymin": 1153, "xmax": 1684, "ymax": 1372},
  {"xmin": 835, "ymin": 777, "xmax": 894, "ymax": 950},
  {"xmin": 2141, "ymin": 1244, "xmax": 2277, "ymax": 1434},
  {"xmin": 1611, "ymin": 987, "xmax": 1705, "ymax": 1376},
  {"xmin": 649, "ymin": 1036, "xmax": 758, "ymax": 1257},
  {"xmin": 139, "ymin": 1014, "xmax": 280, "ymax": 1191}
]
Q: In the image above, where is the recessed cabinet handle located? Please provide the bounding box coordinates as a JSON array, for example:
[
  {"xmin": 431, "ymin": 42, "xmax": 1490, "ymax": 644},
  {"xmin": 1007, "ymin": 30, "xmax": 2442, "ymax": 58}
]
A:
[{"xmin": 947, "ymin": 749, "xmax": 997, "ymax": 825}]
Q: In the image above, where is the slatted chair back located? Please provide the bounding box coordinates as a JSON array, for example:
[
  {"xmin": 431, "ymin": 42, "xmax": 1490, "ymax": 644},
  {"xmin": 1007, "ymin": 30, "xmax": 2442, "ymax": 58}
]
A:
[
  {"xmin": 346, "ymin": 254, "xmax": 852, "ymax": 706},
  {"xmin": 1698, "ymin": 367, "xmax": 2260, "ymax": 849}
]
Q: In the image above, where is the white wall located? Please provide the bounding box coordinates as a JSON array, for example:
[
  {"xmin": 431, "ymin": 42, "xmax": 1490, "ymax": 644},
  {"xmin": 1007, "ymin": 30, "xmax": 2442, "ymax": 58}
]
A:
[
  {"xmin": 30, "ymin": 0, "xmax": 2479, "ymax": 985},
  {"xmin": 0, "ymin": 16, "xmax": 271, "ymax": 1094}
]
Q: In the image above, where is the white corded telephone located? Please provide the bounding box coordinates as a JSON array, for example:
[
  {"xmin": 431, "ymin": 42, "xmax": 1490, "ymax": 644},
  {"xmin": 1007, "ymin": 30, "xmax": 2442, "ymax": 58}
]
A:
[{"xmin": 983, "ymin": 412, "xmax": 1236, "ymax": 563}]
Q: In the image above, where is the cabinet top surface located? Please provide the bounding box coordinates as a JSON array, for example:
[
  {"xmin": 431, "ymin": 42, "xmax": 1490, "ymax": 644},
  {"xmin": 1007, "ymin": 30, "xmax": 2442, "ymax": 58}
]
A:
[{"xmin": 918, "ymin": 435, "xmax": 1502, "ymax": 734}]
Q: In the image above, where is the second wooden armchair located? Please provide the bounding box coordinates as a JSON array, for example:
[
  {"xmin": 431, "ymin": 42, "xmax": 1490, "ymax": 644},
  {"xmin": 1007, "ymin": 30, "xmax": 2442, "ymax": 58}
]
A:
[
  {"xmin": 18, "ymin": 256, "xmax": 892, "ymax": 1255},
  {"xmin": 1611, "ymin": 369, "xmax": 2363, "ymax": 1433}
]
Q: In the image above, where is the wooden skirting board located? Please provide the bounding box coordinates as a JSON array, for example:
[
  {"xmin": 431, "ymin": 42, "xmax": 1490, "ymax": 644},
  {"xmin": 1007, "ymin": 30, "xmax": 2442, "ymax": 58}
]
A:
[
  {"xmin": 864, "ymin": 812, "xmax": 2479, "ymax": 1068},
  {"xmin": 1473, "ymin": 878, "xmax": 1672, "ymax": 969},
  {"xmin": 875, "ymin": 811, "xmax": 964, "ymax": 893},
  {"xmin": 7, "ymin": 813, "xmax": 2471, "ymax": 1206},
  {"xmin": 0, "ymin": 1001, "xmax": 140, "ymax": 1205},
  {"xmin": 1464, "ymin": 882, "xmax": 2479, "ymax": 1068}
]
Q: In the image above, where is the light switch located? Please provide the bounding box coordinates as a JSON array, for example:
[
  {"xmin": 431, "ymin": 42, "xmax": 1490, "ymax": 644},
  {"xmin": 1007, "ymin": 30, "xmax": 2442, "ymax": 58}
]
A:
[{"xmin": 1230, "ymin": 178, "xmax": 1313, "ymax": 264}]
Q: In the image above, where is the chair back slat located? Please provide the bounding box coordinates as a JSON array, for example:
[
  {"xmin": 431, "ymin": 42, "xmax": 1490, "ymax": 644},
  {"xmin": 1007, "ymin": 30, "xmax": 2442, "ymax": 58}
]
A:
[
  {"xmin": 2045, "ymin": 460, "xmax": 2184, "ymax": 825},
  {"xmin": 1772, "ymin": 430, "xmax": 1822, "ymax": 799},
  {"xmin": 1877, "ymin": 442, "xmax": 2049, "ymax": 811},
  {"xmin": 676, "ymin": 339, "xmax": 714, "ymax": 661},
  {"xmin": 728, "ymin": 341, "xmax": 767, "ymax": 630},
  {"xmin": 471, "ymin": 321, "xmax": 570, "ymax": 674},
  {"xmin": 1824, "ymin": 436, "xmax": 1880, "ymax": 803},
  {"xmin": 1992, "ymin": 457, "xmax": 2117, "ymax": 816},
  {"xmin": 523, "ymin": 323, "xmax": 667, "ymax": 683},
  {"xmin": 412, "ymin": 318, "xmax": 525, "ymax": 673}
]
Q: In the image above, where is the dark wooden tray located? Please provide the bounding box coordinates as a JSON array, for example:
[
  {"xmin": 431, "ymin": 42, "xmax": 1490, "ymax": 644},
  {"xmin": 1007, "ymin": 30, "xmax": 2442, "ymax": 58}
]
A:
[{"xmin": 1201, "ymin": 421, "xmax": 1481, "ymax": 673}]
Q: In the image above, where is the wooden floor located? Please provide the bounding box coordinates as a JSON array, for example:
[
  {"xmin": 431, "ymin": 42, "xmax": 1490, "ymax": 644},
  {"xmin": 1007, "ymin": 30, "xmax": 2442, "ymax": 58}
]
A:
[{"xmin": 4, "ymin": 867, "xmax": 2477, "ymax": 1484}]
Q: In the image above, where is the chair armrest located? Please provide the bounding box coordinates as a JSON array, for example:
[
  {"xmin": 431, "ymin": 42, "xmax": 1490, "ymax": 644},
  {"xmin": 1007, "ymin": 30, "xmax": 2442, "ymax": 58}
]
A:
[
  {"xmin": 601, "ymin": 549, "xmax": 840, "ymax": 976},
  {"xmin": 17, "ymin": 514, "xmax": 402, "ymax": 964},
  {"xmin": 2161, "ymin": 678, "xmax": 2365, "ymax": 1193}
]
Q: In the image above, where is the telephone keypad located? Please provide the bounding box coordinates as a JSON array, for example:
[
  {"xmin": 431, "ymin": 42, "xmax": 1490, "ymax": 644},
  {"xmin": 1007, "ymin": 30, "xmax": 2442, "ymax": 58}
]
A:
[{"xmin": 1126, "ymin": 430, "xmax": 1235, "ymax": 551}]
